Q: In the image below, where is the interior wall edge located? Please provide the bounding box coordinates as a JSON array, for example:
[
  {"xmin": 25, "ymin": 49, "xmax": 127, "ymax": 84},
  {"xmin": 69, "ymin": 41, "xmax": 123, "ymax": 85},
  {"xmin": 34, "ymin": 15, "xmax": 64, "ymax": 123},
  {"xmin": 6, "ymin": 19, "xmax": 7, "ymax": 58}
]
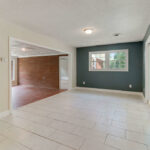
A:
[{"xmin": 0, "ymin": 18, "xmax": 76, "ymax": 113}]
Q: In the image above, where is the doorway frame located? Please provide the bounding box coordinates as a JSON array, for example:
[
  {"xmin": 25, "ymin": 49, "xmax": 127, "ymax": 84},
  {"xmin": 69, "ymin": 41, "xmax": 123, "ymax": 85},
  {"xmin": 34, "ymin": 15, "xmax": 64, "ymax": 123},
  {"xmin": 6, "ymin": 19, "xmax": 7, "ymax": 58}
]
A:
[
  {"xmin": 59, "ymin": 56, "xmax": 69, "ymax": 89},
  {"xmin": 145, "ymin": 36, "xmax": 150, "ymax": 104},
  {"xmin": 9, "ymin": 37, "xmax": 73, "ymax": 111}
]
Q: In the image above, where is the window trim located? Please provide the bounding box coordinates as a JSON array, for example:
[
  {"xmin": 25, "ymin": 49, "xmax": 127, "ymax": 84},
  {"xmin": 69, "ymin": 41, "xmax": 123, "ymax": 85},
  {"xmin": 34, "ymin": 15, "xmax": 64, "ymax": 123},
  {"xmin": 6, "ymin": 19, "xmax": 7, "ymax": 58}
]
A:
[{"xmin": 89, "ymin": 49, "xmax": 129, "ymax": 72}]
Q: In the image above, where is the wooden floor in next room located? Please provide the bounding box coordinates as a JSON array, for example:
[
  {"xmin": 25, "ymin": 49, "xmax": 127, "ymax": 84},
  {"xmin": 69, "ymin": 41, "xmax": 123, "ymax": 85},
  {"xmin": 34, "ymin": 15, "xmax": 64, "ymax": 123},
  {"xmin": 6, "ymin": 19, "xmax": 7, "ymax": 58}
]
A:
[{"xmin": 12, "ymin": 85, "xmax": 66, "ymax": 109}]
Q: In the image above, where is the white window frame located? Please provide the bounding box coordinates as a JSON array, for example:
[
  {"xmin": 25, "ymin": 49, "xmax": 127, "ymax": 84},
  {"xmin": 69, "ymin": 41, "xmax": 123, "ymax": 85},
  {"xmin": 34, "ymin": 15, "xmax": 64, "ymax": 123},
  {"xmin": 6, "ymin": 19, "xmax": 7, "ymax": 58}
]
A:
[{"xmin": 89, "ymin": 49, "xmax": 128, "ymax": 72}]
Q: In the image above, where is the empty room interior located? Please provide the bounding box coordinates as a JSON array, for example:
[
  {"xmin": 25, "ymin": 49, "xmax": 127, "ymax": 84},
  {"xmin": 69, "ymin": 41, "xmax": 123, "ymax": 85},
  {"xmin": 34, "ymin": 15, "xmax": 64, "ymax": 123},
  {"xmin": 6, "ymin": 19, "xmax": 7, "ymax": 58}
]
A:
[
  {"xmin": 10, "ymin": 38, "xmax": 69, "ymax": 109},
  {"xmin": 0, "ymin": 0, "xmax": 150, "ymax": 150}
]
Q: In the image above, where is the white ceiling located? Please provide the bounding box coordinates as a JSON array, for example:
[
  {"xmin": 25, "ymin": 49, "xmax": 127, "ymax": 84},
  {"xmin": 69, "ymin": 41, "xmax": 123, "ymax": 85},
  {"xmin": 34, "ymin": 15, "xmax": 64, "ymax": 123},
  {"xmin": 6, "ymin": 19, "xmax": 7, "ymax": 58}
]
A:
[
  {"xmin": 0, "ymin": 0, "xmax": 150, "ymax": 47},
  {"xmin": 11, "ymin": 39, "xmax": 64, "ymax": 57}
]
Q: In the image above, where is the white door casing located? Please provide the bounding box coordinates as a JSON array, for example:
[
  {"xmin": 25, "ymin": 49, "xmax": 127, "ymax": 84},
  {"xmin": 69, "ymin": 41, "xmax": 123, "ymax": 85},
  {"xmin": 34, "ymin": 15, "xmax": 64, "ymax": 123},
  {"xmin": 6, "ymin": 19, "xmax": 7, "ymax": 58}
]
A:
[
  {"xmin": 59, "ymin": 56, "xmax": 69, "ymax": 89},
  {"xmin": 145, "ymin": 38, "xmax": 150, "ymax": 103}
]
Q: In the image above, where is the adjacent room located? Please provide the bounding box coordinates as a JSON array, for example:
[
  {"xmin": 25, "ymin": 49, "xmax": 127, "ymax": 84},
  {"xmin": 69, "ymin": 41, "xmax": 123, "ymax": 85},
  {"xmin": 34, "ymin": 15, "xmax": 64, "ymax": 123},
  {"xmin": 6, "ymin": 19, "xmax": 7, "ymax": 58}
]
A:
[
  {"xmin": 10, "ymin": 38, "xmax": 69, "ymax": 109},
  {"xmin": 0, "ymin": 0, "xmax": 150, "ymax": 150}
]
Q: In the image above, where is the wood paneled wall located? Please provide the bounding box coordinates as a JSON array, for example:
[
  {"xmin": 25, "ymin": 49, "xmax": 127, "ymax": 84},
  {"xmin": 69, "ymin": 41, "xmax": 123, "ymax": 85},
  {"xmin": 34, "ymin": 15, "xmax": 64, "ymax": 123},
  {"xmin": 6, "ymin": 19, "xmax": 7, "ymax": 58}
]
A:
[{"xmin": 18, "ymin": 55, "xmax": 60, "ymax": 89}]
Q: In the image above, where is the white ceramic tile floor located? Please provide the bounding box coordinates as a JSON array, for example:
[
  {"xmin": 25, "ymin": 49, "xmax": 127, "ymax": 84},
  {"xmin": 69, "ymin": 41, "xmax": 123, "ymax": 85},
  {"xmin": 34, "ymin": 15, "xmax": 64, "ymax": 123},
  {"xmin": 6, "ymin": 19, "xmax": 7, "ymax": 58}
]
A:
[
  {"xmin": 0, "ymin": 135, "xmax": 6, "ymax": 143},
  {"xmin": 48, "ymin": 130, "xmax": 84, "ymax": 149},
  {"xmin": 105, "ymin": 135, "xmax": 148, "ymax": 150},
  {"xmin": 81, "ymin": 137, "xmax": 117, "ymax": 150},
  {"xmin": 0, "ymin": 89, "xmax": 150, "ymax": 150},
  {"xmin": 126, "ymin": 130, "xmax": 150, "ymax": 146},
  {"xmin": 0, "ymin": 139, "xmax": 29, "ymax": 150}
]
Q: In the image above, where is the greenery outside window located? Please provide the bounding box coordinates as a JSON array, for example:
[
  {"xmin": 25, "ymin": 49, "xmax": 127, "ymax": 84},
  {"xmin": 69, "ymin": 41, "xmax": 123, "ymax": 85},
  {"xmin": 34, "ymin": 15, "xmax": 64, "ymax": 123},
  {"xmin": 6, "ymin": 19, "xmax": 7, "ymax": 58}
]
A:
[{"xmin": 89, "ymin": 49, "xmax": 128, "ymax": 71}]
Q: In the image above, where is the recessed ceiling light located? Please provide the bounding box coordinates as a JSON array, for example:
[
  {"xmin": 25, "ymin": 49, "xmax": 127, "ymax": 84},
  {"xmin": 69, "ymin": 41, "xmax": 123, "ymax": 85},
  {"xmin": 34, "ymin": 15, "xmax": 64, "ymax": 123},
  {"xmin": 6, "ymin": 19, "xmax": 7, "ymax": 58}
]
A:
[
  {"xmin": 114, "ymin": 33, "xmax": 120, "ymax": 37},
  {"xmin": 21, "ymin": 48, "xmax": 26, "ymax": 51},
  {"xmin": 83, "ymin": 28, "xmax": 93, "ymax": 34}
]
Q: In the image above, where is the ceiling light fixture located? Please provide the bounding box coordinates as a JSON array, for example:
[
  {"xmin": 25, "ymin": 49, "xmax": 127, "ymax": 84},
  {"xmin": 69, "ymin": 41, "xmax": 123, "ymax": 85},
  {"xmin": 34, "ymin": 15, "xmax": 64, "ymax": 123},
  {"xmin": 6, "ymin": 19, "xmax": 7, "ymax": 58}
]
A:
[
  {"xmin": 83, "ymin": 28, "xmax": 93, "ymax": 35},
  {"xmin": 21, "ymin": 48, "xmax": 26, "ymax": 51}
]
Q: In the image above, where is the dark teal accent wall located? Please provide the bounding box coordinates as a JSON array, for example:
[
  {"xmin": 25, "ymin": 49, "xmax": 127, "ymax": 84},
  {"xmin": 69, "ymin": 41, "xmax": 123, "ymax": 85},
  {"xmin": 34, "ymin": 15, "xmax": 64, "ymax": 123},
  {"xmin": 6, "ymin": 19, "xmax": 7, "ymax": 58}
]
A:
[
  {"xmin": 143, "ymin": 25, "xmax": 150, "ymax": 95},
  {"xmin": 77, "ymin": 42, "xmax": 143, "ymax": 92}
]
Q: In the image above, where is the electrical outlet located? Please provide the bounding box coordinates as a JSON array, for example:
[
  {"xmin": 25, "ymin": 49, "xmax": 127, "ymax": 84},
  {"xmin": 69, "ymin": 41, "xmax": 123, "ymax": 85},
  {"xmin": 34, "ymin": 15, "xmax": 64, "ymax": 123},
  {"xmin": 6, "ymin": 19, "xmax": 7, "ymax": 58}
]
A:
[
  {"xmin": 0, "ymin": 58, "xmax": 8, "ymax": 62},
  {"xmin": 129, "ymin": 84, "xmax": 132, "ymax": 88},
  {"xmin": 83, "ymin": 81, "xmax": 85, "ymax": 85}
]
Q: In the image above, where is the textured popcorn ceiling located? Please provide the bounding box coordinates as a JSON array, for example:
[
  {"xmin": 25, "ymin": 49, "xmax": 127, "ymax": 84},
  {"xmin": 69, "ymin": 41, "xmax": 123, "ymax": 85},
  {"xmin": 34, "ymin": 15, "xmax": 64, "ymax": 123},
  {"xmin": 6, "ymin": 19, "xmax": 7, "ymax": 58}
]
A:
[{"xmin": 0, "ymin": 0, "xmax": 150, "ymax": 47}]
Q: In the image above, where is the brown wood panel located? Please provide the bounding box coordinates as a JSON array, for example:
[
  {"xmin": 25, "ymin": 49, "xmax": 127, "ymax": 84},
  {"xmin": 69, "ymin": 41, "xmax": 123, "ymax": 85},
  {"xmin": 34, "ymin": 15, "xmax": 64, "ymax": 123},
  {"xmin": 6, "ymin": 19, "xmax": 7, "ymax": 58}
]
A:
[{"xmin": 18, "ymin": 55, "xmax": 61, "ymax": 89}]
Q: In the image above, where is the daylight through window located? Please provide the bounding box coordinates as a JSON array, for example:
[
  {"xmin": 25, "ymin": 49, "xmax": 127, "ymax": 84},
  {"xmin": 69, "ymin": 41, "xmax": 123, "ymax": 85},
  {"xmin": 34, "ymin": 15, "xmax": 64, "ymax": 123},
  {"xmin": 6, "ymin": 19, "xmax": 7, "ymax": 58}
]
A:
[{"xmin": 89, "ymin": 50, "xmax": 128, "ymax": 71}]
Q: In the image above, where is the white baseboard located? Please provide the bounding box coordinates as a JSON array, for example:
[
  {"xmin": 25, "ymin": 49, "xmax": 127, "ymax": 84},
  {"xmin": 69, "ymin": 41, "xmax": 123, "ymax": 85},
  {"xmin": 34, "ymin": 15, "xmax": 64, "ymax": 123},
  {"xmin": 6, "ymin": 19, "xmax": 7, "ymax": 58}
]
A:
[
  {"xmin": 0, "ymin": 110, "xmax": 10, "ymax": 119},
  {"xmin": 75, "ymin": 87, "xmax": 143, "ymax": 96}
]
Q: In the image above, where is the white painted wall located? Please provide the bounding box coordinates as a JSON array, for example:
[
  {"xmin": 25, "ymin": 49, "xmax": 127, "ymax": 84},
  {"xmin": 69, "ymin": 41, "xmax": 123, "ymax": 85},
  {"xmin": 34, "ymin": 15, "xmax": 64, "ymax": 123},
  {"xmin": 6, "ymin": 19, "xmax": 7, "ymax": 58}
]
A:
[
  {"xmin": 145, "ymin": 38, "xmax": 150, "ymax": 103},
  {"xmin": 0, "ymin": 18, "xmax": 76, "ymax": 113}
]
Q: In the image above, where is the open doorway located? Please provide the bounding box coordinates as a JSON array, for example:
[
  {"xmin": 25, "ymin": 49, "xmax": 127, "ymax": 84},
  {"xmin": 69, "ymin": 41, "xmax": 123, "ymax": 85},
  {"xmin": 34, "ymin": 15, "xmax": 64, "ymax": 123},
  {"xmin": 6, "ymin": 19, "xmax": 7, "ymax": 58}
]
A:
[
  {"xmin": 59, "ymin": 56, "xmax": 69, "ymax": 89},
  {"xmin": 9, "ymin": 38, "xmax": 71, "ymax": 110}
]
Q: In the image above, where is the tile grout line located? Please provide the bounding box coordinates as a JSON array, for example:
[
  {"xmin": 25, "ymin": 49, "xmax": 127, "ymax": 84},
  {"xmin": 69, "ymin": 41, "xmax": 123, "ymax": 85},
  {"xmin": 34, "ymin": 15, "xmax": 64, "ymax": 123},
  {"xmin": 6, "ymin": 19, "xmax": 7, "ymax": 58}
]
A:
[
  {"xmin": 105, "ymin": 134, "xmax": 149, "ymax": 150},
  {"xmin": 1, "ymin": 119, "xmax": 81, "ymax": 150},
  {"xmin": 104, "ymin": 134, "xmax": 121, "ymax": 150}
]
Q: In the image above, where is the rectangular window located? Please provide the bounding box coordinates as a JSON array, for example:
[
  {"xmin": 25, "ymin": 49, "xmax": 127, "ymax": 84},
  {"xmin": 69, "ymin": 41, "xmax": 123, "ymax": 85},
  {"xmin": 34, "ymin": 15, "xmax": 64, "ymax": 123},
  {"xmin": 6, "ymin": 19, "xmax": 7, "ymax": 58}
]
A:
[
  {"xmin": 89, "ymin": 49, "xmax": 128, "ymax": 71},
  {"xmin": 90, "ymin": 53, "xmax": 106, "ymax": 70}
]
